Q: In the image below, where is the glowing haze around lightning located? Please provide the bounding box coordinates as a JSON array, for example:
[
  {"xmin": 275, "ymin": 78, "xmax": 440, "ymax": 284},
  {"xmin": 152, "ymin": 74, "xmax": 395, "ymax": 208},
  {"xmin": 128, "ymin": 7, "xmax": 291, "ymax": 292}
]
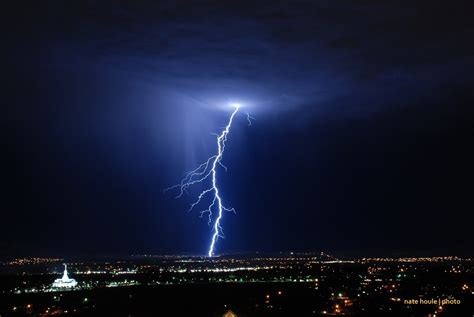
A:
[{"xmin": 165, "ymin": 103, "xmax": 249, "ymax": 257}]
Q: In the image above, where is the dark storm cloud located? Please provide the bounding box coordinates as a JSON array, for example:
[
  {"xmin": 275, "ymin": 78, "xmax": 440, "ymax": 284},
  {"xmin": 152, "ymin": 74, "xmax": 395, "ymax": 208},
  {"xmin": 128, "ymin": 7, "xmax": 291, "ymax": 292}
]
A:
[
  {"xmin": 2, "ymin": 0, "xmax": 473, "ymax": 256},
  {"xmin": 13, "ymin": 0, "xmax": 471, "ymax": 115}
]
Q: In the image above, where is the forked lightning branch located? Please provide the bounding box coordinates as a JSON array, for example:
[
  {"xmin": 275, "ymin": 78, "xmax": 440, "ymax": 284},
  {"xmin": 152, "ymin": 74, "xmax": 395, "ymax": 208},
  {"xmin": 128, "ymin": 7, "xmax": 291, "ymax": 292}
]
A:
[{"xmin": 165, "ymin": 104, "xmax": 251, "ymax": 257}]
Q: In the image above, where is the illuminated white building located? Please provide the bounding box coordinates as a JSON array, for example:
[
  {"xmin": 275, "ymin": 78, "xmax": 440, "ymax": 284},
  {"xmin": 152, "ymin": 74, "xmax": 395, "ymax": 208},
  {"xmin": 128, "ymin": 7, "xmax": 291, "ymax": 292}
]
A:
[{"xmin": 52, "ymin": 264, "xmax": 77, "ymax": 288}]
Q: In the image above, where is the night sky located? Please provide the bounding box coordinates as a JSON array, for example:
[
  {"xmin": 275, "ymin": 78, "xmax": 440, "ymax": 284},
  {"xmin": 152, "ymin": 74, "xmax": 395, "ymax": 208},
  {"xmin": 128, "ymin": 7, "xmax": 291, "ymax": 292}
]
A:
[{"xmin": 2, "ymin": 1, "xmax": 473, "ymax": 257}]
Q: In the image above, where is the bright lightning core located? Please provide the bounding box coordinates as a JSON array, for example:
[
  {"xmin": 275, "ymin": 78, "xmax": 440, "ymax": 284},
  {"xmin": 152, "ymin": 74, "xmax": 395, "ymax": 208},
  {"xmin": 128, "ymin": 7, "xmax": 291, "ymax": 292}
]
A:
[{"xmin": 165, "ymin": 103, "xmax": 248, "ymax": 257}]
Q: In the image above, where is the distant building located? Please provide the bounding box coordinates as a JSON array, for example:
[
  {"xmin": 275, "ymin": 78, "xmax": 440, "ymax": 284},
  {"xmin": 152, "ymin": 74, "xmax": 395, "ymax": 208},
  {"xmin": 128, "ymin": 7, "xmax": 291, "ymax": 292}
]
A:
[
  {"xmin": 222, "ymin": 309, "xmax": 237, "ymax": 317},
  {"xmin": 52, "ymin": 264, "xmax": 77, "ymax": 288}
]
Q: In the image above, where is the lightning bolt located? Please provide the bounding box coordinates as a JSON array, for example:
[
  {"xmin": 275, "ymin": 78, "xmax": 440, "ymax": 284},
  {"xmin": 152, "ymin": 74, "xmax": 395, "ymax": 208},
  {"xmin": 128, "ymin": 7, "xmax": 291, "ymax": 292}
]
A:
[
  {"xmin": 246, "ymin": 112, "xmax": 255, "ymax": 126},
  {"xmin": 165, "ymin": 104, "xmax": 246, "ymax": 257}
]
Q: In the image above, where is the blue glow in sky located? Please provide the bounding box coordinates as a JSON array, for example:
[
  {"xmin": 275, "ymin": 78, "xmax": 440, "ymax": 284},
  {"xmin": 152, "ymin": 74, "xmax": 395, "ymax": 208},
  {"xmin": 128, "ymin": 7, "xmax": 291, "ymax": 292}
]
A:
[{"xmin": 2, "ymin": 0, "xmax": 473, "ymax": 256}]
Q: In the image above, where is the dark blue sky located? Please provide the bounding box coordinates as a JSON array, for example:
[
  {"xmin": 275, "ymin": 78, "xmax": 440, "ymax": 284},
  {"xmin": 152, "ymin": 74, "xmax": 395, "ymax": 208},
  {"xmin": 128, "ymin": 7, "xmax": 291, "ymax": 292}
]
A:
[{"xmin": 2, "ymin": 0, "xmax": 473, "ymax": 257}]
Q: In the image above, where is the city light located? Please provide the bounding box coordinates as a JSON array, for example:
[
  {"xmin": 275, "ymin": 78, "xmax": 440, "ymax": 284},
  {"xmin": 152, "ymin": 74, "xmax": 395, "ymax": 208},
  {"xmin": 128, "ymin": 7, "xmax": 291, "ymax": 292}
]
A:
[{"xmin": 2, "ymin": 254, "xmax": 472, "ymax": 315}]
